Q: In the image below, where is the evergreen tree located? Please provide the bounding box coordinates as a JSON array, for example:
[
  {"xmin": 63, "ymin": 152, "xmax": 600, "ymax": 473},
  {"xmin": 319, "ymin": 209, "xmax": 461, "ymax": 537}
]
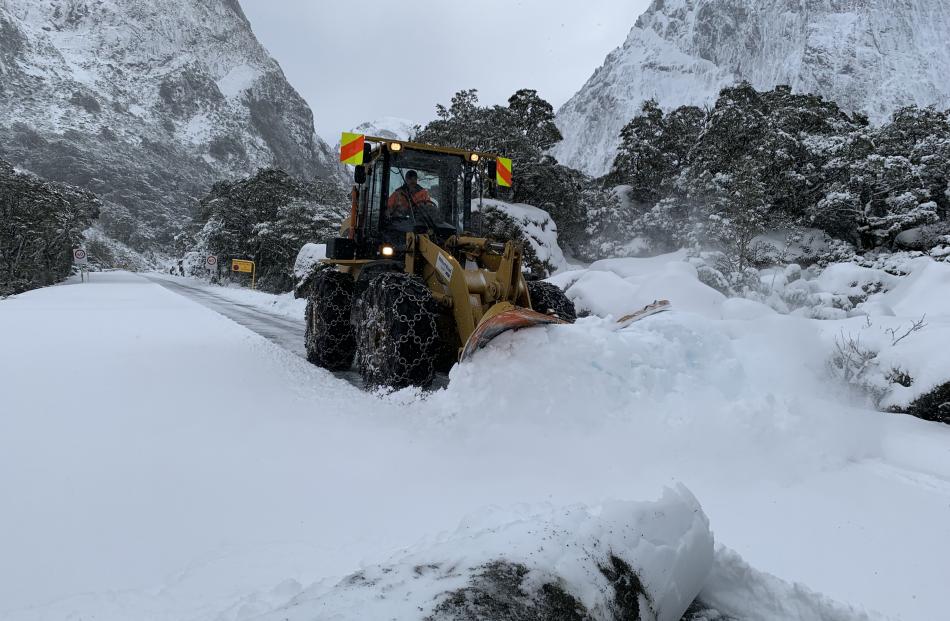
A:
[
  {"xmin": 608, "ymin": 83, "xmax": 950, "ymax": 263},
  {"xmin": 188, "ymin": 169, "xmax": 347, "ymax": 292},
  {"xmin": 608, "ymin": 100, "xmax": 705, "ymax": 203},
  {"xmin": 416, "ymin": 88, "xmax": 619, "ymax": 258},
  {"xmin": 0, "ymin": 159, "xmax": 100, "ymax": 294}
]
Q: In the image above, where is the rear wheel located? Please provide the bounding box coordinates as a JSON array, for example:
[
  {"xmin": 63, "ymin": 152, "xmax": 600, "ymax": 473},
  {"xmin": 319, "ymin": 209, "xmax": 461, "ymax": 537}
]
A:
[
  {"xmin": 305, "ymin": 270, "xmax": 356, "ymax": 370},
  {"xmin": 355, "ymin": 272, "xmax": 440, "ymax": 388},
  {"xmin": 527, "ymin": 281, "xmax": 576, "ymax": 323}
]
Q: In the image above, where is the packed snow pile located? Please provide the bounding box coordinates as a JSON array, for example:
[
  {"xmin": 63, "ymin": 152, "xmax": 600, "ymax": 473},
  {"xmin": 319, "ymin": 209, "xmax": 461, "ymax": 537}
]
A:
[
  {"xmin": 256, "ymin": 487, "xmax": 712, "ymax": 621},
  {"xmin": 554, "ymin": 0, "xmax": 950, "ymax": 175},
  {"xmin": 550, "ymin": 250, "xmax": 724, "ymax": 318},
  {"xmin": 476, "ymin": 198, "xmax": 569, "ymax": 276}
]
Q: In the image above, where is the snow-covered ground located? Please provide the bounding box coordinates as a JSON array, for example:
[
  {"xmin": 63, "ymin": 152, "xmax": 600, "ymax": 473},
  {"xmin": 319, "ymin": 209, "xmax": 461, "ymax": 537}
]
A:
[{"xmin": 2, "ymin": 267, "xmax": 949, "ymax": 620}]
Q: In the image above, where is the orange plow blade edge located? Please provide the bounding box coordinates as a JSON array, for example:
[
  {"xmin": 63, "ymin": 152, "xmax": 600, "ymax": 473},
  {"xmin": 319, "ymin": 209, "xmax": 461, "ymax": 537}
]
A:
[{"xmin": 460, "ymin": 307, "xmax": 566, "ymax": 362}]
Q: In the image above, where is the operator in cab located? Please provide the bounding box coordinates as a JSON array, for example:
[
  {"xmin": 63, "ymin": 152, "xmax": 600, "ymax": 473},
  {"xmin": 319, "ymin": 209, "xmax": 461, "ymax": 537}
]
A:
[{"xmin": 386, "ymin": 170, "xmax": 431, "ymax": 218}]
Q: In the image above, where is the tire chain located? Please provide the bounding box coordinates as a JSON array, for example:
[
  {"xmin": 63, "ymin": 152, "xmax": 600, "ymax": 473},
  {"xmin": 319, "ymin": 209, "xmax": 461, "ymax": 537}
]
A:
[
  {"xmin": 355, "ymin": 272, "xmax": 440, "ymax": 388},
  {"xmin": 527, "ymin": 281, "xmax": 577, "ymax": 323},
  {"xmin": 305, "ymin": 270, "xmax": 356, "ymax": 370}
]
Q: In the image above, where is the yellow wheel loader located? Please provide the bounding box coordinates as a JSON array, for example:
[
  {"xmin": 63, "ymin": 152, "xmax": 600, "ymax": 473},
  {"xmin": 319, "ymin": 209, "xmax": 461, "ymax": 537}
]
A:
[{"xmin": 298, "ymin": 135, "xmax": 577, "ymax": 388}]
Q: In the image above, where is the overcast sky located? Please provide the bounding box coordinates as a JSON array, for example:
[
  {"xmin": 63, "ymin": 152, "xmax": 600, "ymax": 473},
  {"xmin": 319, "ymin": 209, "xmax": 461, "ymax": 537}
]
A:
[{"xmin": 240, "ymin": 0, "xmax": 652, "ymax": 144}]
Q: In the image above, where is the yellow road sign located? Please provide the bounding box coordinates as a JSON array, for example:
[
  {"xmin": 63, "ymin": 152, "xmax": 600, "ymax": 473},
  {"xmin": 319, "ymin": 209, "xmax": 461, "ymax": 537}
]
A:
[
  {"xmin": 231, "ymin": 259, "xmax": 254, "ymax": 273},
  {"xmin": 231, "ymin": 259, "xmax": 256, "ymax": 289}
]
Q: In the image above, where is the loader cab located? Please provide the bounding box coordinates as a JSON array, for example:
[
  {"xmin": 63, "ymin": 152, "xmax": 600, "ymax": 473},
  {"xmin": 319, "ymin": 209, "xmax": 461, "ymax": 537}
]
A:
[{"xmin": 355, "ymin": 141, "xmax": 482, "ymax": 257}]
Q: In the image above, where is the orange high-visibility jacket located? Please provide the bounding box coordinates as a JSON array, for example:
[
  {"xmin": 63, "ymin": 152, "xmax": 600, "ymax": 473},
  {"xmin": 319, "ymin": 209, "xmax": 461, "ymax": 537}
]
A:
[{"xmin": 387, "ymin": 185, "xmax": 431, "ymax": 215}]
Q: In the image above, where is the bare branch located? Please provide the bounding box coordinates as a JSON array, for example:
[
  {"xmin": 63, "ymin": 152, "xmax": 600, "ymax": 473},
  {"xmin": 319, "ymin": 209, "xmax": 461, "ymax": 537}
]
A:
[{"xmin": 887, "ymin": 315, "xmax": 927, "ymax": 346}]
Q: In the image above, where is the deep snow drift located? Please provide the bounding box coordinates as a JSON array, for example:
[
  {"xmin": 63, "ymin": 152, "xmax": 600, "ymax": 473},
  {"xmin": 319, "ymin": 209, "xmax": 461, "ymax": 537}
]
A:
[{"xmin": 2, "ymin": 264, "xmax": 949, "ymax": 620}]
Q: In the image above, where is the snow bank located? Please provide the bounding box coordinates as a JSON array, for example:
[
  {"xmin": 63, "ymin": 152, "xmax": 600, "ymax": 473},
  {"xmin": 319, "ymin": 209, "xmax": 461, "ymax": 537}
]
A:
[
  {"xmin": 544, "ymin": 249, "xmax": 950, "ymax": 412},
  {"xmin": 879, "ymin": 258, "xmax": 950, "ymax": 317},
  {"xmin": 700, "ymin": 547, "xmax": 875, "ymax": 621},
  {"xmin": 256, "ymin": 486, "xmax": 713, "ymax": 621}
]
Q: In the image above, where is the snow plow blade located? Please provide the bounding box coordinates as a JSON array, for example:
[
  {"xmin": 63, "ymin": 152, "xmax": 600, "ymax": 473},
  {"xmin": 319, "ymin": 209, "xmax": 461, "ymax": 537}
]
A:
[
  {"xmin": 460, "ymin": 305, "xmax": 566, "ymax": 361},
  {"xmin": 460, "ymin": 299, "xmax": 673, "ymax": 362}
]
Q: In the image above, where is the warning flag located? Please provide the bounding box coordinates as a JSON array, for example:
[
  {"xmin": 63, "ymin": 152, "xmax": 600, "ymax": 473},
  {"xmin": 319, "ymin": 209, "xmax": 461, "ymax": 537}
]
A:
[
  {"xmin": 496, "ymin": 157, "xmax": 513, "ymax": 187},
  {"xmin": 340, "ymin": 133, "xmax": 365, "ymax": 165}
]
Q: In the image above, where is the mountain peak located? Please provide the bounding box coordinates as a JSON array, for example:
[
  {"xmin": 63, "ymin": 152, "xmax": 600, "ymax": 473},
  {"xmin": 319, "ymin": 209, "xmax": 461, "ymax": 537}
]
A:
[
  {"xmin": 554, "ymin": 0, "xmax": 950, "ymax": 176},
  {"xmin": 0, "ymin": 0, "xmax": 338, "ymax": 248}
]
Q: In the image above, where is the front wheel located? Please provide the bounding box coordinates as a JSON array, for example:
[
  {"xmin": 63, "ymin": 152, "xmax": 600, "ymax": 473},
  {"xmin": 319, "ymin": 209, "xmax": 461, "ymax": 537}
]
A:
[
  {"xmin": 354, "ymin": 272, "xmax": 440, "ymax": 388},
  {"xmin": 527, "ymin": 281, "xmax": 576, "ymax": 323},
  {"xmin": 305, "ymin": 269, "xmax": 356, "ymax": 370}
]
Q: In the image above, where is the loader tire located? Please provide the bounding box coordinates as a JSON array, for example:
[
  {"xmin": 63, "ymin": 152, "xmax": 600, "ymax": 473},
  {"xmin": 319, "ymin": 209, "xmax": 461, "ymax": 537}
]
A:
[
  {"xmin": 305, "ymin": 269, "xmax": 356, "ymax": 371},
  {"xmin": 527, "ymin": 281, "xmax": 576, "ymax": 323},
  {"xmin": 355, "ymin": 272, "xmax": 440, "ymax": 388}
]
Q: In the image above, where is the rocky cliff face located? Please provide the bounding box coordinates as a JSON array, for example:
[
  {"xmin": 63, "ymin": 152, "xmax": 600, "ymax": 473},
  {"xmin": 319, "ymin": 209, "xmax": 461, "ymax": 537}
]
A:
[
  {"xmin": 554, "ymin": 0, "xmax": 950, "ymax": 177},
  {"xmin": 0, "ymin": 0, "xmax": 339, "ymax": 247}
]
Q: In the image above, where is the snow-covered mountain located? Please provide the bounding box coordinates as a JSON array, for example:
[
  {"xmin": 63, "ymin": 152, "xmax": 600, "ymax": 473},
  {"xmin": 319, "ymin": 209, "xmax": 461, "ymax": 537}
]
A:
[
  {"xmin": 0, "ymin": 0, "xmax": 339, "ymax": 247},
  {"xmin": 350, "ymin": 117, "xmax": 418, "ymax": 142},
  {"xmin": 554, "ymin": 0, "xmax": 950, "ymax": 177}
]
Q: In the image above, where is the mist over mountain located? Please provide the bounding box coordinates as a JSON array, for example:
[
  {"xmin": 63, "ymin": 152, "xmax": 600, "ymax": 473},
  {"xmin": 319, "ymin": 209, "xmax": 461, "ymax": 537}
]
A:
[
  {"xmin": 553, "ymin": 0, "xmax": 950, "ymax": 176},
  {"xmin": 0, "ymin": 0, "xmax": 339, "ymax": 248}
]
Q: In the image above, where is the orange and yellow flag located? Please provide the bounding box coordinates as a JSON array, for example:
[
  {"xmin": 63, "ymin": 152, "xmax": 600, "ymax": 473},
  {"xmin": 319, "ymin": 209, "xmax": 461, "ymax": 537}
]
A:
[
  {"xmin": 340, "ymin": 133, "xmax": 365, "ymax": 165},
  {"xmin": 496, "ymin": 157, "xmax": 513, "ymax": 187}
]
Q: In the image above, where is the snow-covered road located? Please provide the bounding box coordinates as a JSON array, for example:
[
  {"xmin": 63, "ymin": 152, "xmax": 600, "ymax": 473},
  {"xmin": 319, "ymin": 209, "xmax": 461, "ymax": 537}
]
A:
[
  {"xmin": 145, "ymin": 273, "xmax": 308, "ymax": 357},
  {"xmin": 1, "ymin": 271, "xmax": 949, "ymax": 620}
]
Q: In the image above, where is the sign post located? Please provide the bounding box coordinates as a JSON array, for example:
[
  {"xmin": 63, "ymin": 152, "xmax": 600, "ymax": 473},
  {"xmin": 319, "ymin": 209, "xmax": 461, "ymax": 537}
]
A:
[
  {"xmin": 73, "ymin": 247, "xmax": 89, "ymax": 282},
  {"xmin": 231, "ymin": 259, "xmax": 256, "ymax": 289}
]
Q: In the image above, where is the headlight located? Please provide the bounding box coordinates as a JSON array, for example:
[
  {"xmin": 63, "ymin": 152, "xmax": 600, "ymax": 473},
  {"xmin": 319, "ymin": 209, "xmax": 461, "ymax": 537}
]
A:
[
  {"xmin": 469, "ymin": 153, "xmax": 480, "ymax": 163},
  {"xmin": 381, "ymin": 244, "xmax": 395, "ymax": 257},
  {"xmin": 390, "ymin": 142, "xmax": 402, "ymax": 152}
]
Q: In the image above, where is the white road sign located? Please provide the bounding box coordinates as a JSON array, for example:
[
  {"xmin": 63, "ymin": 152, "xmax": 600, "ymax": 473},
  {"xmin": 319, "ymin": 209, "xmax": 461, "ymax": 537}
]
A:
[
  {"xmin": 206, "ymin": 255, "xmax": 218, "ymax": 270},
  {"xmin": 73, "ymin": 248, "xmax": 88, "ymax": 265}
]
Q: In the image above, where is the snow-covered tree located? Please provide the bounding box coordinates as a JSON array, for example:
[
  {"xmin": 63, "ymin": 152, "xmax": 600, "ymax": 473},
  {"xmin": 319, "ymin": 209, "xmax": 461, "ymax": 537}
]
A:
[
  {"xmin": 0, "ymin": 159, "xmax": 100, "ymax": 294},
  {"xmin": 417, "ymin": 89, "xmax": 624, "ymax": 258},
  {"xmin": 607, "ymin": 83, "xmax": 950, "ymax": 262},
  {"xmin": 186, "ymin": 169, "xmax": 347, "ymax": 292}
]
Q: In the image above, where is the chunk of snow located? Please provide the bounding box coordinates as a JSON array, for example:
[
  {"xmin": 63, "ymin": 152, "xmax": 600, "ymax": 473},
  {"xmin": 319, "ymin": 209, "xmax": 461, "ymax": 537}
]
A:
[
  {"xmin": 258, "ymin": 487, "xmax": 713, "ymax": 621},
  {"xmin": 293, "ymin": 242, "xmax": 326, "ymax": 280}
]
